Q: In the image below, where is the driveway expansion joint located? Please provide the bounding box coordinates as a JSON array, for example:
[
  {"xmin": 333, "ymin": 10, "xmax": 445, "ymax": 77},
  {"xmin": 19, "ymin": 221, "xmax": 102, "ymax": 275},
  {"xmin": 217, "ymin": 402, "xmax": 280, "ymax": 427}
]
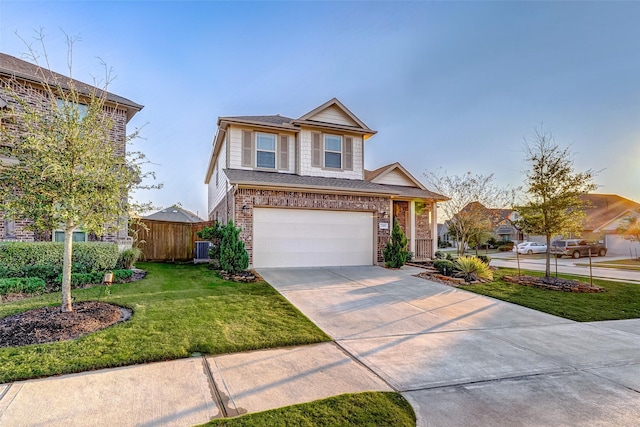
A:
[
  {"xmin": 332, "ymin": 340, "xmax": 398, "ymax": 392},
  {"xmin": 201, "ymin": 355, "xmax": 228, "ymax": 418},
  {"xmin": 0, "ymin": 383, "xmax": 11, "ymax": 402}
]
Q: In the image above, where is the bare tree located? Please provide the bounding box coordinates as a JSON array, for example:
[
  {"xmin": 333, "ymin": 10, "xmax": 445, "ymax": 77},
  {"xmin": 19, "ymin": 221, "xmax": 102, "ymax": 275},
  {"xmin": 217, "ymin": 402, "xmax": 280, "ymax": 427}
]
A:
[{"xmin": 424, "ymin": 170, "xmax": 515, "ymax": 255}]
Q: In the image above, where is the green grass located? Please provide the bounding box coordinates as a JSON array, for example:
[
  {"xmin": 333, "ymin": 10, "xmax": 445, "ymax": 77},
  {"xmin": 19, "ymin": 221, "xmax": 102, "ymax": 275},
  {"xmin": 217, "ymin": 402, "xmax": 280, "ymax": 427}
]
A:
[
  {"xmin": 576, "ymin": 259, "xmax": 640, "ymax": 271},
  {"xmin": 459, "ymin": 268, "xmax": 640, "ymax": 322},
  {"xmin": 200, "ymin": 392, "xmax": 416, "ymax": 427},
  {"xmin": 0, "ymin": 263, "xmax": 330, "ymax": 383}
]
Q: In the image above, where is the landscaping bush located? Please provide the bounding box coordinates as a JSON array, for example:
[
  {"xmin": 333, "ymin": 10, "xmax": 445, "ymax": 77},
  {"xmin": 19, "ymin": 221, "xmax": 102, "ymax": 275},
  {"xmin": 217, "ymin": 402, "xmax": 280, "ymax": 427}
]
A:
[
  {"xmin": 383, "ymin": 220, "xmax": 409, "ymax": 268},
  {"xmin": 477, "ymin": 255, "xmax": 491, "ymax": 265},
  {"xmin": 53, "ymin": 269, "xmax": 134, "ymax": 289},
  {"xmin": 0, "ymin": 277, "xmax": 46, "ymax": 295},
  {"xmin": 433, "ymin": 259, "xmax": 455, "ymax": 276},
  {"xmin": 498, "ymin": 245, "xmax": 512, "ymax": 252},
  {"xmin": 454, "ymin": 256, "xmax": 493, "ymax": 282},
  {"xmin": 116, "ymin": 247, "xmax": 142, "ymax": 269},
  {"xmin": 0, "ymin": 242, "xmax": 118, "ymax": 273},
  {"xmin": 446, "ymin": 252, "xmax": 455, "ymax": 261},
  {"xmin": 197, "ymin": 223, "xmax": 224, "ymax": 261},
  {"xmin": 434, "ymin": 251, "xmax": 445, "ymax": 260},
  {"xmin": 219, "ymin": 220, "xmax": 249, "ymax": 274}
]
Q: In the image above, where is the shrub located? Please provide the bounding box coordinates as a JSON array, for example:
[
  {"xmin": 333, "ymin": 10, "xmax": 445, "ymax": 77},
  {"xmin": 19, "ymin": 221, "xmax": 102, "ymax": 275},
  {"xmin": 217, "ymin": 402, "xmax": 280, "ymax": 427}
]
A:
[
  {"xmin": 477, "ymin": 255, "xmax": 491, "ymax": 265},
  {"xmin": 454, "ymin": 256, "xmax": 493, "ymax": 282},
  {"xmin": 0, "ymin": 242, "xmax": 118, "ymax": 273},
  {"xmin": 498, "ymin": 245, "xmax": 512, "ymax": 252},
  {"xmin": 0, "ymin": 277, "xmax": 46, "ymax": 295},
  {"xmin": 445, "ymin": 253, "xmax": 455, "ymax": 261},
  {"xmin": 383, "ymin": 220, "xmax": 409, "ymax": 268},
  {"xmin": 21, "ymin": 265, "xmax": 62, "ymax": 283},
  {"xmin": 197, "ymin": 223, "xmax": 224, "ymax": 261},
  {"xmin": 433, "ymin": 259, "xmax": 455, "ymax": 276},
  {"xmin": 116, "ymin": 247, "xmax": 142, "ymax": 269},
  {"xmin": 219, "ymin": 220, "xmax": 249, "ymax": 274},
  {"xmin": 434, "ymin": 251, "xmax": 445, "ymax": 260},
  {"xmin": 53, "ymin": 269, "xmax": 134, "ymax": 289}
]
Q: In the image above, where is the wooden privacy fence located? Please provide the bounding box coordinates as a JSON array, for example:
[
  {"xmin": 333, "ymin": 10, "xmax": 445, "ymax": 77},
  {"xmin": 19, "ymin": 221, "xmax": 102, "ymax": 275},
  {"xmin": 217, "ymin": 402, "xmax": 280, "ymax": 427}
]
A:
[{"xmin": 133, "ymin": 219, "xmax": 216, "ymax": 262}]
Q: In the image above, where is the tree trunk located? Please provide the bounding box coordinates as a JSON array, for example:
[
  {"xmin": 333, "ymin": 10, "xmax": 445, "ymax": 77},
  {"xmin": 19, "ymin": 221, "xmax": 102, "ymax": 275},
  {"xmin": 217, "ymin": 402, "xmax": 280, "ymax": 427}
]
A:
[
  {"xmin": 61, "ymin": 225, "xmax": 74, "ymax": 312},
  {"xmin": 544, "ymin": 234, "xmax": 552, "ymax": 279}
]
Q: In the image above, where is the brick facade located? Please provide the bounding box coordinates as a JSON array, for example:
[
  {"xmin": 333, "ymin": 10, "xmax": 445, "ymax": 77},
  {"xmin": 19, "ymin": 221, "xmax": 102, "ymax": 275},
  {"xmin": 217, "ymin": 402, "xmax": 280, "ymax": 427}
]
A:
[
  {"xmin": 231, "ymin": 188, "xmax": 392, "ymax": 264},
  {"xmin": 0, "ymin": 76, "xmax": 127, "ymax": 242},
  {"xmin": 415, "ymin": 201, "xmax": 432, "ymax": 239}
]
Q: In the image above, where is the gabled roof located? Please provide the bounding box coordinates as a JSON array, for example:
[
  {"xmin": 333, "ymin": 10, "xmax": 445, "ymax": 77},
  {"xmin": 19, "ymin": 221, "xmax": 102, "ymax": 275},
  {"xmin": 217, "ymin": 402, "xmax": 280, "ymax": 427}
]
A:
[
  {"xmin": 143, "ymin": 205, "xmax": 204, "ymax": 223},
  {"xmin": 364, "ymin": 162, "xmax": 427, "ymax": 190},
  {"xmin": 292, "ymin": 98, "xmax": 377, "ymax": 137},
  {"xmin": 0, "ymin": 52, "xmax": 143, "ymax": 122},
  {"xmin": 580, "ymin": 194, "xmax": 640, "ymax": 231},
  {"xmin": 217, "ymin": 114, "xmax": 297, "ymax": 129},
  {"xmin": 223, "ymin": 169, "xmax": 447, "ymax": 200}
]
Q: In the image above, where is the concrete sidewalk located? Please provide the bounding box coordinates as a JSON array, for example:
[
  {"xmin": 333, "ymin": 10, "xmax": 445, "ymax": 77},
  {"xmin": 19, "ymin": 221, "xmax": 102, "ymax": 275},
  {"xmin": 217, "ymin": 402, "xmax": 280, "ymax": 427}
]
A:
[{"xmin": 0, "ymin": 342, "xmax": 390, "ymax": 427}]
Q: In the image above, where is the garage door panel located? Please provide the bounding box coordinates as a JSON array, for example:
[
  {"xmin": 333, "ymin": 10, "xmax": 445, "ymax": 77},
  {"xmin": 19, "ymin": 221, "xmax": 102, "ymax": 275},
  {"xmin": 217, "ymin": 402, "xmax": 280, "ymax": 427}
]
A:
[{"xmin": 253, "ymin": 208, "xmax": 375, "ymax": 268}]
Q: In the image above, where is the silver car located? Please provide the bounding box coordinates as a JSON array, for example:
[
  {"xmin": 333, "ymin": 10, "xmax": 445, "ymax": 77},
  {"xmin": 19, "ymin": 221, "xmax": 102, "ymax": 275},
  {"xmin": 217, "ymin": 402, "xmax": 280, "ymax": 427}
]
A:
[{"xmin": 513, "ymin": 241, "xmax": 548, "ymax": 255}]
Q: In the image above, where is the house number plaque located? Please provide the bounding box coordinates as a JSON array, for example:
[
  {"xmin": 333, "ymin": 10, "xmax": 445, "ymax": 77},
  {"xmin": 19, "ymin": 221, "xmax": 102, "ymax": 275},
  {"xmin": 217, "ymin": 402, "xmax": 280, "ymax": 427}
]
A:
[{"xmin": 379, "ymin": 222, "xmax": 389, "ymax": 230}]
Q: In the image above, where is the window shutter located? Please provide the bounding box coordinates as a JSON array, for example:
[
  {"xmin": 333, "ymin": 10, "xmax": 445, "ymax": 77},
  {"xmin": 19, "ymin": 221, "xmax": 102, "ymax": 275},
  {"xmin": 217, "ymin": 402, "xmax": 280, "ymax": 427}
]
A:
[
  {"xmin": 279, "ymin": 135, "xmax": 289, "ymax": 170},
  {"xmin": 312, "ymin": 133, "xmax": 321, "ymax": 167},
  {"xmin": 242, "ymin": 131, "xmax": 253, "ymax": 167},
  {"xmin": 344, "ymin": 136, "xmax": 353, "ymax": 170}
]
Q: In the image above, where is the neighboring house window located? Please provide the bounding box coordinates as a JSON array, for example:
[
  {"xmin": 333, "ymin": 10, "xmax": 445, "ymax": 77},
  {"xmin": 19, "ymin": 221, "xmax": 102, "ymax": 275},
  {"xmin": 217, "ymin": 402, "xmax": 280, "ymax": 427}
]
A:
[
  {"xmin": 3, "ymin": 217, "xmax": 16, "ymax": 239},
  {"xmin": 53, "ymin": 230, "xmax": 87, "ymax": 242},
  {"xmin": 57, "ymin": 99, "xmax": 88, "ymax": 119},
  {"xmin": 324, "ymin": 134, "xmax": 342, "ymax": 169},
  {"xmin": 256, "ymin": 133, "xmax": 276, "ymax": 169}
]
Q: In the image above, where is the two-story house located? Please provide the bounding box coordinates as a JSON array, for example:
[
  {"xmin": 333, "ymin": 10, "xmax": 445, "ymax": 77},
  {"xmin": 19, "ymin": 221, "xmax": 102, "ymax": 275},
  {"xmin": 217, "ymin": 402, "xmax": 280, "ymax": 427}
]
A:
[
  {"xmin": 0, "ymin": 52, "xmax": 143, "ymax": 243},
  {"xmin": 205, "ymin": 98, "xmax": 447, "ymax": 268}
]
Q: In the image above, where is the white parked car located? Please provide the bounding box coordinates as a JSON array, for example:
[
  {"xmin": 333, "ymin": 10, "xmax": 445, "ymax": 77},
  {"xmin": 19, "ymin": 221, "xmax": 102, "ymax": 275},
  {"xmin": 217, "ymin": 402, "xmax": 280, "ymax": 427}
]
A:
[{"xmin": 513, "ymin": 242, "xmax": 548, "ymax": 254}]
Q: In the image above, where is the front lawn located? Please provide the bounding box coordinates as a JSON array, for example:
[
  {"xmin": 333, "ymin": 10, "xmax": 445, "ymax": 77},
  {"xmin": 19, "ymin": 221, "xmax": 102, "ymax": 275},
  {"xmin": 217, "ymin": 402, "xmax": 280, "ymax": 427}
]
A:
[
  {"xmin": 0, "ymin": 262, "xmax": 330, "ymax": 383},
  {"xmin": 201, "ymin": 392, "xmax": 416, "ymax": 427},
  {"xmin": 459, "ymin": 268, "xmax": 640, "ymax": 322}
]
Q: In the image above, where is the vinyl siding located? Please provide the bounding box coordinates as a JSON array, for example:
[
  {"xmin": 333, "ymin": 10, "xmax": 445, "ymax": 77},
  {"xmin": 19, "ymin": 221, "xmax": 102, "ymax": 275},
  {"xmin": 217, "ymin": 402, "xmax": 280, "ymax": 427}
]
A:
[
  {"xmin": 307, "ymin": 105, "xmax": 359, "ymax": 127},
  {"xmin": 208, "ymin": 139, "xmax": 230, "ymax": 217},
  {"xmin": 298, "ymin": 129, "xmax": 363, "ymax": 179},
  {"xmin": 228, "ymin": 126, "xmax": 296, "ymax": 173},
  {"xmin": 371, "ymin": 169, "xmax": 416, "ymax": 187}
]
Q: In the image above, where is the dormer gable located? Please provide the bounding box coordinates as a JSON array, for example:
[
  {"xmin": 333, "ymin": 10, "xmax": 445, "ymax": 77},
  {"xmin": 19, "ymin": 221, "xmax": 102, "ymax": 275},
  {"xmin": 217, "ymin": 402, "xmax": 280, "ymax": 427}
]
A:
[
  {"xmin": 293, "ymin": 98, "xmax": 376, "ymax": 138},
  {"xmin": 365, "ymin": 162, "xmax": 426, "ymax": 189}
]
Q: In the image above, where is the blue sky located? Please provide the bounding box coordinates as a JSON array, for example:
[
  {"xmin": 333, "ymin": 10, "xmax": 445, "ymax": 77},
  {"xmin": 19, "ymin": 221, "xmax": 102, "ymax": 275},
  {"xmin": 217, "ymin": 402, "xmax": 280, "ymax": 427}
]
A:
[{"xmin": 1, "ymin": 1, "xmax": 639, "ymax": 218}]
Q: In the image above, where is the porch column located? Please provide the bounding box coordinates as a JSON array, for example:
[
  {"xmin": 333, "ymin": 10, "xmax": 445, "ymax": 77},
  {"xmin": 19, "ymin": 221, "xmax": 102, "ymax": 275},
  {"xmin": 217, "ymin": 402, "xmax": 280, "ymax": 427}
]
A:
[
  {"xmin": 410, "ymin": 201, "xmax": 416, "ymax": 254},
  {"xmin": 432, "ymin": 202, "xmax": 438, "ymax": 257}
]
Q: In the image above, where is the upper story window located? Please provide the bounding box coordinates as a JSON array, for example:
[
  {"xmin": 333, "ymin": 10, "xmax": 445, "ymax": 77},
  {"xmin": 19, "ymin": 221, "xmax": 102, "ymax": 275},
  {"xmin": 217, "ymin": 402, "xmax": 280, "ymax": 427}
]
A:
[
  {"xmin": 312, "ymin": 132, "xmax": 353, "ymax": 171},
  {"xmin": 324, "ymin": 135, "xmax": 342, "ymax": 169},
  {"xmin": 256, "ymin": 133, "xmax": 276, "ymax": 169},
  {"xmin": 57, "ymin": 99, "xmax": 88, "ymax": 120}
]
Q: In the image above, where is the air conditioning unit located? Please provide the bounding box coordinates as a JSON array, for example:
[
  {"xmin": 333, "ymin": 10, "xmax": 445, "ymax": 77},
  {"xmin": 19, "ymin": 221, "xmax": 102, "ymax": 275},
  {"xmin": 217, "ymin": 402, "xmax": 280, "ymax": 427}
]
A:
[{"xmin": 195, "ymin": 241, "xmax": 212, "ymax": 262}]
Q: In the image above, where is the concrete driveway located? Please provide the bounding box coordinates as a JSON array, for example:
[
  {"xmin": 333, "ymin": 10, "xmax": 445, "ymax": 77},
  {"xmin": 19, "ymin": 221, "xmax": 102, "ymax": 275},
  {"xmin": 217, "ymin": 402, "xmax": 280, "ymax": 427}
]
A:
[{"xmin": 258, "ymin": 265, "xmax": 640, "ymax": 426}]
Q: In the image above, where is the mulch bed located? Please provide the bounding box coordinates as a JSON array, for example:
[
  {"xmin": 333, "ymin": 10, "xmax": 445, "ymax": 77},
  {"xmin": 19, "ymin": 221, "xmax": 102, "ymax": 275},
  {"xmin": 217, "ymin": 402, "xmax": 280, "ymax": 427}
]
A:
[
  {"xmin": 0, "ymin": 301, "xmax": 132, "ymax": 348},
  {"xmin": 502, "ymin": 275, "xmax": 606, "ymax": 293}
]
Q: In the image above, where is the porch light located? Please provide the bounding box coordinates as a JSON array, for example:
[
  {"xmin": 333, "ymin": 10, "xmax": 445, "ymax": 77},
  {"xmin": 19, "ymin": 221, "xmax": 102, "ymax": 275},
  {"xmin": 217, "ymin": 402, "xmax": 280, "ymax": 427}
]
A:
[
  {"xmin": 382, "ymin": 211, "xmax": 389, "ymax": 219},
  {"xmin": 242, "ymin": 205, "xmax": 249, "ymax": 214}
]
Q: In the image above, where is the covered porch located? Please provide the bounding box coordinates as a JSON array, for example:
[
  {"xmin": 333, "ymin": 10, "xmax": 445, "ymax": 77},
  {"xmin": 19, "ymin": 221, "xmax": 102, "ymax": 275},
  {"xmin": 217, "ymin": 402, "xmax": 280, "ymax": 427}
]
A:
[{"xmin": 391, "ymin": 199, "xmax": 437, "ymax": 261}]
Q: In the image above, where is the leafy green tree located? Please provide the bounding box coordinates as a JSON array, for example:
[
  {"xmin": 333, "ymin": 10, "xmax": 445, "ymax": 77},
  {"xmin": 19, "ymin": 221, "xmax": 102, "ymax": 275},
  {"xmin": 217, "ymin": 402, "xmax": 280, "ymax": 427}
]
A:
[
  {"xmin": 514, "ymin": 128, "xmax": 597, "ymax": 278},
  {"xmin": 0, "ymin": 39, "xmax": 154, "ymax": 312},
  {"xmin": 383, "ymin": 219, "xmax": 409, "ymax": 268},
  {"xmin": 219, "ymin": 220, "xmax": 249, "ymax": 273}
]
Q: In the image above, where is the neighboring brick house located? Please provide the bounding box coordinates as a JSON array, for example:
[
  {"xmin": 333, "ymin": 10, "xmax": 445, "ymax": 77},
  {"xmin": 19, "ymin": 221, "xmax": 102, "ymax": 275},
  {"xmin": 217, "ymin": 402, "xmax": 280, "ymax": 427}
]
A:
[
  {"xmin": 0, "ymin": 52, "xmax": 143, "ymax": 243},
  {"xmin": 204, "ymin": 98, "xmax": 447, "ymax": 268}
]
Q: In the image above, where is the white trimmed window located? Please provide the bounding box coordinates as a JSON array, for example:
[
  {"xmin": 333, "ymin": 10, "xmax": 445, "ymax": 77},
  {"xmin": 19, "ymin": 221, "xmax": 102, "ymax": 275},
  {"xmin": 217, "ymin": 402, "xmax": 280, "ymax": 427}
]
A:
[
  {"xmin": 324, "ymin": 134, "xmax": 342, "ymax": 169},
  {"xmin": 256, "ymin": 133, "xmax": 276, "ymax": 169}
]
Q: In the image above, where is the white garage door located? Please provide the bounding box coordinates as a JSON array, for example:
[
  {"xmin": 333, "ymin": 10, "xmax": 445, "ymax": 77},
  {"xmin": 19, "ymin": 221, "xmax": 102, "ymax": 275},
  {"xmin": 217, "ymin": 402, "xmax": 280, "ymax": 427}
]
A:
[
  {"xmin": 605, "ymin": 235, "xmax": 640, "ymax": 256},
  {"xmin": 253, "ymin": 208, "xmax": 375, "ymax": 268}
]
